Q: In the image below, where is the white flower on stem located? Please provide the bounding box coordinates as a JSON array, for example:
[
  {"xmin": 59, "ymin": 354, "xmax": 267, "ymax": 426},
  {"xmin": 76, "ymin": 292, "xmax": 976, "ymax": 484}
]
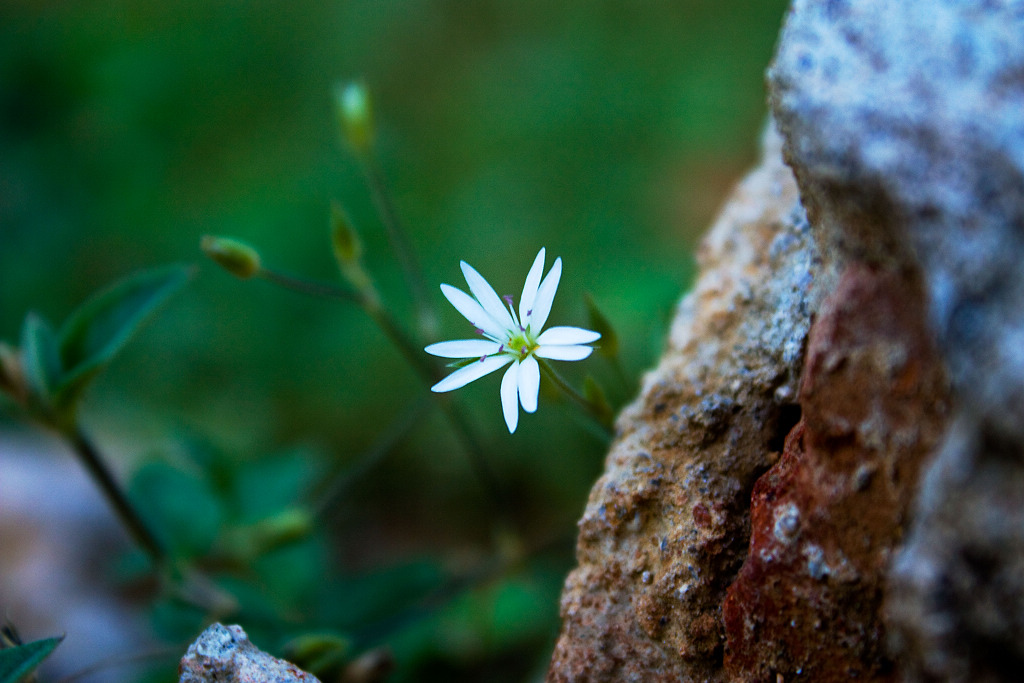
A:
[{"xmin": 425, "ymin": 248, "xmax": 600, "ymax": 433}]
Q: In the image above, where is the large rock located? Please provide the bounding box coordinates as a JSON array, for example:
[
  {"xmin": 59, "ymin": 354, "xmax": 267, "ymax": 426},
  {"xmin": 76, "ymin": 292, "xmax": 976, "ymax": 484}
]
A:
[
  {"xmin": 770, "ymin": 1, "xmax": 1024, "ymax": 680},
  {"xmin": 769, "ymin": 0, "xmax": 1024, "ymax": 439},
  {"xmin": 550, "ymin": 0, "xmax": 1024, "ymax": 680}
]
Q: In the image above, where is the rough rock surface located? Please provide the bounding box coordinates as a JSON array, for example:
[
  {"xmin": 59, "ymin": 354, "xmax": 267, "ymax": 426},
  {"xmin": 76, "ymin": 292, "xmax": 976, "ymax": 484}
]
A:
[
  {"xmin": 179, "ymin": 623, "xmax": 320, "ymax": 683},
  {"xmin": 548, "ymin": 125, "xmax": 823, "ymax": 681},
  {"xmin": 551, "ymin": 0, "xmax": 1024, "ymax": 681},
  {"xmin": 770, "ymin": 1, "xmax": 1024, "ymax": 680},
  {"xmin": 769, "ymin": 0, "xmax": 1024, "ymax": 435},
  {"xmin": 722, "ymin": 264, "xmax": 949, "ymax": 681}
]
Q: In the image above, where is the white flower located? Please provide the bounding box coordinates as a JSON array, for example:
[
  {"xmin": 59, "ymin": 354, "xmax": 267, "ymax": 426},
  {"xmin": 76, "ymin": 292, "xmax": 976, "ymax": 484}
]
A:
[{"xmin": 425, "ymin": 248, "xmax": 600, "ymax": 433}]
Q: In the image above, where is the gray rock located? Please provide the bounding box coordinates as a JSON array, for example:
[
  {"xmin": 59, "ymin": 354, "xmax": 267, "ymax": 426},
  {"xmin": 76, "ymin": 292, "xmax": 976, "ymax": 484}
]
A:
[
  {"xmin": 769, "ymin": 0, "xmax": 1024, "ymax": 441},
  {"xmin": 768, "ymin": 1, "xmax": 1024, "ymax": 680},
  {"xmin": 179, "ymin": 623, "xmax": 320, "ymax": 683},
  {"xmin": 887, "ymin": 416, "xmax": 1024, "ymax": 682}
]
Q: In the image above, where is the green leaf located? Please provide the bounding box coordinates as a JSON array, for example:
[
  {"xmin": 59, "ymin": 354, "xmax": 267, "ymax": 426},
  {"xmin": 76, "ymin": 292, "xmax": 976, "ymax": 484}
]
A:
[
  {"xmin": 230, "ymin": 449, "xmax": 322, "ymax": 522},
  {"xmin": 281, "ymin": 631, "xmax": 351, "ymax": 676},
  {"xmin": 54, "ymin": 265, "xmax": 191, "ymax": 404},
  {"xmin": 319, "ymin": 560, "xmax": 446, "ymax": 634},
  {"xmin": 0, "ymin": 636, "xmax": 62, "ymax": 683},
  {"xmin": 19, "ymin": 314, "xmax": 62, "ymax": 410},
  {"xmin": 130, "ymin": 462, "xmax": 223, "ymax": 558}
]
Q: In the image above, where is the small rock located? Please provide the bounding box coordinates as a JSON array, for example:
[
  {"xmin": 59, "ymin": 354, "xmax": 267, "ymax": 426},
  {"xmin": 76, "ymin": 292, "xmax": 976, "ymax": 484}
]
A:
[{"xmin": 179, "ymin": 623, "xmax": 320, "ymax": 683}]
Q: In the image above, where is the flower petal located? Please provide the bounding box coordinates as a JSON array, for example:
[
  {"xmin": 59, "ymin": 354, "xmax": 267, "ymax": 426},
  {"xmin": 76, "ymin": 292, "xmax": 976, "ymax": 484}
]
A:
[
  {"xmin": 534, "ymin": 344, "xmax": 593, "ymax": 361},
  {"xmin": 518, "ymin": 355, "xmax": 540, "ymax": 413},
  {"xmin": 529, "ymin": 257, "xmax": 561, "ymax": 332},
  {"xmin": 424, "ymin": 339, "xmax": 502, "ymax": 358},
  {"xmin": 431, "ymin": 354, "xmax": 513, "ymax": 392},
  {"xmin": 461, "ymin": 261, "xmax": 515, "ymax": 330},
  {"xmin": 440, "ymin": 284, "xmax": 506, "ymax": 339},
  {"xmin": 519, "ymin": 248, "xmax": 545, "ymax": 325},
  {"xmin": 500, "ymin": 361, "xmax": 520, "ymax": 433},
  {"xmin": 537, "ymin": 326, "xmax": 601, "ymax": 346}
]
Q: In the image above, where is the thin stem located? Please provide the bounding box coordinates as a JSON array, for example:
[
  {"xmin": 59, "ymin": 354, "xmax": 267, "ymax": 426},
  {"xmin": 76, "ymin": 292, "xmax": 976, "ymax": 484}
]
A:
[
  {"xmin": 435, "ymin": 395, "xmax": 510, "ymax": 516},
  {"xmin": 260, "ymin": 266, "xmax": 435, "ymax": 382},
  {"xmin": 367, "ymin": 306, "xmax": 510, "ymax": 521},
  {"xmin": 259, "ymin": 267, "xmax": 359, "ymax": 302},
  {"xmin": 66, "ymin": 425, "xmax": 168, "ymax": 568},
  {"xmin": 538, "ymin": 358, "xmax": 614, "ymax": 436},
  {"xmin": 362, "ymin": 155, "xmax": 438, "ymax": 340}
]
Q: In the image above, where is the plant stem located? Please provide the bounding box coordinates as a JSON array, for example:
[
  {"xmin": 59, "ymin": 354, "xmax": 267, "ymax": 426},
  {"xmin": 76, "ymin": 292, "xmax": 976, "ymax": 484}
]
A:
[
  {"xmin": 260, "ymin": 267, "xmax": 435, "ymax": 381},
  {"xmin": 66, "ymin": 425, "xmax": 167, "ymax": 568},
  {"xmin": 538, "ymin": 358, "xmax": 614, "ymax": 436},
  {"xmin": 362, "ymin": 298, "xmax": 440, "ymax": 385},
  {"xmin": 362, "ymin": 155, "xmax": 438, "ymax": 340},
  {"xmin": 259, "ymin": 268, "xmax": 360, "ymax": 302}
]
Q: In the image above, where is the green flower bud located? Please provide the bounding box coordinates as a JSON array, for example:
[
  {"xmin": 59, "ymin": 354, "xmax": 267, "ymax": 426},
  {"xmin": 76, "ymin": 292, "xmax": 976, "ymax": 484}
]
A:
[
  {"xmin": 201, "ymin": 235, "xmax": 262, "ymax": 279},
  {"xmin": 335, "ymin": 81, "xmax": 374, "ymax": 155},
  {"xmin": 330, "ymin": 201, "xmax": 362, "ymax": 265}
]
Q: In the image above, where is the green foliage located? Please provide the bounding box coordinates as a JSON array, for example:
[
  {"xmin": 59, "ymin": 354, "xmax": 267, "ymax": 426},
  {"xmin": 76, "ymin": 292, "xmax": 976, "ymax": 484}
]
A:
[
  {"xmin": 58, "ymin": 266, "xmax": 191, "ymax": 378},
  {"xmin": 19, "ymin": 314, "xmax": 62, "ymax": 413},
  {"xmin": 583, "ymin": 375, "xmax": 614, "ymax": 427},
  {"xmin": 4, "ymin": 266, "xmax": 190, "ymax": 427},
  {"xmin": 0, "ymin": 636, "xmax": 62, "ymax": 683},
  {"xmin": 131, "ymin": 462, "xmax": 222, "ymax": 559}
]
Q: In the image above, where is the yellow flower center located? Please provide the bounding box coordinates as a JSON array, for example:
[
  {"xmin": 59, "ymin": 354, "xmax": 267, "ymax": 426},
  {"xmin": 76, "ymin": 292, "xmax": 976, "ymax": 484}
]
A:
[{"xmin": 506, "ymin": 332, "xmax": 537, "ymax": 361}]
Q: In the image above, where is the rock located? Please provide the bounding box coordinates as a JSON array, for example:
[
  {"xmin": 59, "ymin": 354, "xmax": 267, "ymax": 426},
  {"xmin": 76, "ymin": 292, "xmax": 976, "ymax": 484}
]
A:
[
  {"xmin": 886, "ymin": 418, "xmax": 1024, "ymax": 682},
  {"xmin": 552, "ymin": 0, "xmax": 1024, "ymax": 680},
  {"xmin": 769, "ymin": 1, "xmax": 1024, "ymax": 680},
  {"xmin": 179, "ymin": 623, "xmax": 320, "ymax": 683},
  {"xmin": 769, "ymin": 0, "xmax": 1024, "ymax": 437},
  {"xmin": 548, "ymin": 123, "xmax": 823, "ymax": 681},
  {"xmin": 722, "ymin": 264, "xmax": 950, "ymax": 681}
]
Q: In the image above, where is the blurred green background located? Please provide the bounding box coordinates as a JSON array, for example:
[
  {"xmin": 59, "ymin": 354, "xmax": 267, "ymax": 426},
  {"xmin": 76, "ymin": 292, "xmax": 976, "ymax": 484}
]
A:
[{"xmin": 1, "ymin": 0, "xmax": 786, "ymax": 680}]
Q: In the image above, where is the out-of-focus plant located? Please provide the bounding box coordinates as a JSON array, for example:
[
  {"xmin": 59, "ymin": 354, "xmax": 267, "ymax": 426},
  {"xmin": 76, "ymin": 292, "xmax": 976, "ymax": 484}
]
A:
[
  {"xmin": 0, "ymin": 623, "xmax": 61, "ymax": 683},
  {"xmin": 0, "ymin": 81, "xmax": 630, "ymax": 683},
  {"xmin": 192, "ymin": 81, "xmax": 629, "ymax": 680},
  {"xmin": 0, "ymin": 266, "xmax": 190, "ymax": 570}
]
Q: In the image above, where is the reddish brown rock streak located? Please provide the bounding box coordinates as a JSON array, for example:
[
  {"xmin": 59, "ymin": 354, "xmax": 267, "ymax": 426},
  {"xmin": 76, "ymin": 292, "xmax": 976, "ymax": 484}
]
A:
[
  {"xmin": 722, "ymin": 264, "xmax": 949, "ymax": 681},
  {"xmin": 548, "ymin": 127, "xmax": 823, "ymax": 682}
]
